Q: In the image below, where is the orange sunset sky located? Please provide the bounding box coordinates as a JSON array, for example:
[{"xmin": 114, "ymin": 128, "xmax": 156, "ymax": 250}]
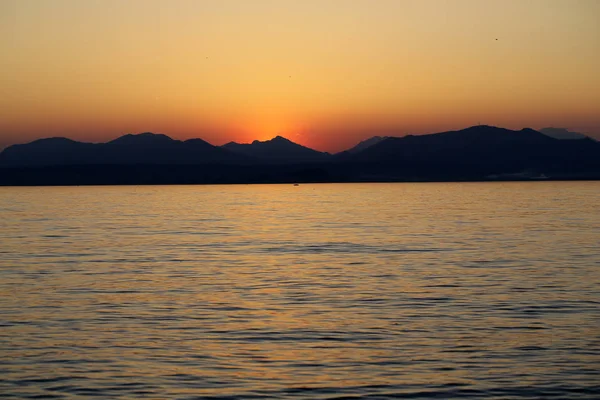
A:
[{"xmin": 1, "ymin": 0, "xmax": 599, "ymax": 152}]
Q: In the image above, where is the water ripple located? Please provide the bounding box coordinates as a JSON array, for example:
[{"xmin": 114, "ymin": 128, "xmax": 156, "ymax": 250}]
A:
[{"xmin": 1, "ymin": 182, "xmax": 599, "ymax": 399}]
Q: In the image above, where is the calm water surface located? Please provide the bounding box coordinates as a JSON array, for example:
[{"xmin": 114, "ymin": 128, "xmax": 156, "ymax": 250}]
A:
[{"xmin": 1, "ymin": 182, "xmax": 599, "ymax": 399}]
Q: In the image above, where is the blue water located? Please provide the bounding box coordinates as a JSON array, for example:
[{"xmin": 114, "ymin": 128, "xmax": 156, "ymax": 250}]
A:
[{"xmin": 1, "ymin": 182, "xmax": 599, "ymax": 399}]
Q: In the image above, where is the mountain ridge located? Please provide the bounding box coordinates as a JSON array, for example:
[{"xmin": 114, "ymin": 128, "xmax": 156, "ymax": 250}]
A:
[
  {"xmin": 1, "ymin": 125, "xmax": 595, "ymax": 161},
  {"xmin": 221, "ymin": 135, "xmax": 330, "ymax": 163},
  {"xmin": 0, "ymin": 132, "xmax": 246, "ymax": 166},
  {"xmin": 1, "ymin": 126, "xmax": 599, "ymax": 185}
]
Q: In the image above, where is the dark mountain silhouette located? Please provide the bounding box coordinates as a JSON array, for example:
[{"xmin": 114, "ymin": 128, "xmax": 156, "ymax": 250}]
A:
[
  {"xmin": 0, "ymin": 138, "xmax": 98, "ymax": 166},
  {"xmin": 344, "ymin": 125, "xmax": 600, "ymax": 179},
  {"xmin": 349, "ymin": 126, "xmax": 554, "ymax": 162},
  {"xmin": 107, "ymin": 132, "xmax": 174, "ymax": 146},
  {"xmin": 1, "ymin": 125, "xmax": 599, "ymax": 185},
  {"xmin": 222, "ymin": 136, "xmax": 330, "ymax": 163},
  {"xmin": 540, "ymin": 128, "xmax": 588, "ymax": 140},
  {"xmin": 100, "ymin": 133, "xmax": 246, "ymax": 164},
  {"xmin": 0, "ymin": 133, "xmax": 246, "ymax": 166}
]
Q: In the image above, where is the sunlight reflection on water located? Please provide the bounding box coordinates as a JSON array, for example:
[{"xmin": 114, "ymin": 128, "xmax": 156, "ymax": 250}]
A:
[{"xmin": 1, "ymin": 182, "xmax": 599, "ymax": 399}]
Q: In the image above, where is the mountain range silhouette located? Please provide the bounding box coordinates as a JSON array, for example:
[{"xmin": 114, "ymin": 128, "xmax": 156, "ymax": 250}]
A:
[
  {"xmin": 1, "ymin": 125, "xmax": 599, "ymax": 185},
  {"xmin": 223, "ymin": 136, "xmax": 330, "ymax": 163}
]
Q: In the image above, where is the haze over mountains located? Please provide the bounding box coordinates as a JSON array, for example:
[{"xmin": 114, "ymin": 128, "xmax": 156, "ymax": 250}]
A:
[
  {"xmin": 539, "ymin": 128, "xmax": 588, "ymax": 140},
  {"xmin": 1, "ymin": 125, "xmax": 599, "ymax": 185},
  {"xmin": 344, "ymin": 136, "xmax": 390, "ymax": 155}
]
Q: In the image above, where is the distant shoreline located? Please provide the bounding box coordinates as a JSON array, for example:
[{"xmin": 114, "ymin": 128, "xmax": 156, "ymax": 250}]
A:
[{"xmin": 1, "ymin": 164, "xmax": 598, "ymax": 187}]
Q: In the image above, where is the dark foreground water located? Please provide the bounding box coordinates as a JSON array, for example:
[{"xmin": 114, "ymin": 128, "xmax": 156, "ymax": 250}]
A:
[{"xmin": 1, "ymin": 182, "xmax": 599, "ymax": 399}]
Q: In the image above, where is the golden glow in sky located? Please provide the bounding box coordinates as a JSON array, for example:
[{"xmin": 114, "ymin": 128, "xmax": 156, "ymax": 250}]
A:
[{"xmin": 1, "ymin": 0, "xmax": 599, "ymax": 152}]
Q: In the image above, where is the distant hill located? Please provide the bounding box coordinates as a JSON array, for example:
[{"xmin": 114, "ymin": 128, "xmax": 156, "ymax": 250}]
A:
[
  {"xmin": 0, "ymin": 133, "xmax": 246, "ymax": 166},
  {"xmin": 222, "ymin": 136, "xmax": 330, "ymax": 163},
  {"xmin": 1, "ymin": 125, "xmax": 599, "ymax": 184},
  {"xmin": 539, "ymin": 128, "xmax": 588, "ymax": 140},
  {"xmin": 345, "ymin": 125, "xmax": 600, "ymax": 177},
  {"xmin": 0, "ymin": 138, "xmax": 98, "ymax": 166}
]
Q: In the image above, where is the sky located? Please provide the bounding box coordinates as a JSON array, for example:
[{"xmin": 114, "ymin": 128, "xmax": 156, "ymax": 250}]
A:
[{"xmin": 1, "ymin": 0, "xmax": 599, "ymax": 152}]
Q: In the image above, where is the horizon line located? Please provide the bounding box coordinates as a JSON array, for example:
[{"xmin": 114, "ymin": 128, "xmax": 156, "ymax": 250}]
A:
[{"xmin": 0, "ymin": 124, "xmax": 595, "ymax": 153}]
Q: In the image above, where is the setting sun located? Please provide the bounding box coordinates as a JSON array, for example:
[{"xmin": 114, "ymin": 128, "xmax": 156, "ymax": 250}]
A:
[{"xmin": 232, "ymin": 117, "xmax": 304, "ymax": 145}]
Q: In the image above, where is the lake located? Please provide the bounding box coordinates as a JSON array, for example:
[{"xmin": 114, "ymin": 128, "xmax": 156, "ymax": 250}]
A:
[{"xmin": 1, "ymin": 182, "xmax": 599, "ymax": 399}]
